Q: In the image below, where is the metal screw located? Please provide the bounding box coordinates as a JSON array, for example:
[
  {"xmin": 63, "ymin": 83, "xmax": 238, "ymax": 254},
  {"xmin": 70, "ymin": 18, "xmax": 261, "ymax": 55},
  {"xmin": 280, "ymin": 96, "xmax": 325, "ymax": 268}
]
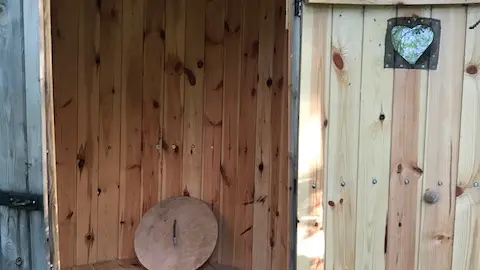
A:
[
  {"xmin": 15, "ymin": 257, "xmax": 23, "ymax": 266},
  {"xmin": 155, "ymin": 144, "xmax": 161, "ymax": 150},
  {"xmin": 385, "ymin": 64, "xmax": 389, "ymax": 68},
  {"xmin": 32, "ymin": 200, "xmax": 36, "ymax": 204},
  {"xmin": 312, "ymin": 183, "xmax": 316, "ymax": 189},
  {"xmin": 404, "ymin": 179, "xmax": 409, "ymax": 185},
  {"xmin": 341, "ymin": 182, "xmax": 346, "ymax": 187},
  {"xmin": 400, "ymin": 64, "xmax": 404, "ymax": 68},
  {"xmin": 372, "ymin": 179, "xmax": 377, "ymax": 184},
  {"xmin": 432, "ymin": 54, "xmax": 436, "ymax": 58},
  {"xmin": 438, "ymin": 181, "xmax": 443, "ymax": 186},
  {"xmin": 421, "ymin": 65, "xmax": 425, "ymax": 68},
  {"xmin": 474, "ymin": 182, "xmax": 479, "ymax": 188}
]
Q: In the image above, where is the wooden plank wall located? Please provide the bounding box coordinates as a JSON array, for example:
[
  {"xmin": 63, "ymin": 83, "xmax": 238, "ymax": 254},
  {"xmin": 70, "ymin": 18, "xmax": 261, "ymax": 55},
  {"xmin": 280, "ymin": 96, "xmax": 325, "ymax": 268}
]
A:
[
  {"xmin": 298, "ymin": 3, "xmax": 480, "ymax": 270},
  {"xmin": 51, "ymin": 0, "xmax": 291, "ymax": 269},
  {"xmin": 0, "ymin": 1, "xmax": 47, "ymax": 269}
]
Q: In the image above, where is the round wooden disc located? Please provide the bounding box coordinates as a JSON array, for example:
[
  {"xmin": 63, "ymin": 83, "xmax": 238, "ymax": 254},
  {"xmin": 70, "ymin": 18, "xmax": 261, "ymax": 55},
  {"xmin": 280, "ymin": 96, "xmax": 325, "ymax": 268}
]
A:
[{"xmin": 134, "ymin": 196, "xmax": 218, "ymax": 270}]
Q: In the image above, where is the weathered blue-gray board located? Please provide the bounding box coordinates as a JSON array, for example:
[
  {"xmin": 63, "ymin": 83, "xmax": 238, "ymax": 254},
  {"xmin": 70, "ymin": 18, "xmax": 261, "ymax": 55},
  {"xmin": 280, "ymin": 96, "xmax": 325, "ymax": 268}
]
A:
[{"xmin": 0, "ymin": 0, "xmax": 47, "ymax": 269}]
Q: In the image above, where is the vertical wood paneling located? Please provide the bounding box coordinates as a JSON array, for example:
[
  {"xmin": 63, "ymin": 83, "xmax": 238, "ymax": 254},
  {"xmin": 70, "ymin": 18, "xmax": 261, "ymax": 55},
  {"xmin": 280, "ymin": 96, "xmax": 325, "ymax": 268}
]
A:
[
  {"xmin": 385, "ymin": 7, "xmax": 430, "ymax": 270},
  {"xmin": 354, "ymin": 6, "xmax": 395, "ymax": 270},
  {"xmin": 452, "ymin": 5, "xmax": 480, "ymax": 270},
  {"xmin": 76, "ymin": 0, "xmax": 100, "ymax": 264},
  {"xmin": 418, "ymin": 6, "xmax": 467, "ymax": 270},
  {"xmin": 202, "ymin": 0, "xmax": 225, "ymax": 263},
  {"xmin": 97, "ymin": 0, "xmax": 123, "ymax": 262},
  {"xmin": 296, "ymin": 5, "xmax": 331, "ymax": 270},
  {"xmin": 221, "ymin": 0, "xmax": 242, "ymax": 265},
  {"xmin": 52, "ymin": 0, "xmax": 79, "ymax": 266},
  {"xmin": 141, "ymin": 0, "xmax": 165, "ymax": 214},
  {"xmin": 162, "ymin": 0, "xmax": 186, "ymax": 199},
  {"xmin": 271, "ymin": 0, "xmax": 288, "ymax": 268},
  {"xmin": 234, "ymin": 0, "xmax": 259, "ymax": 268},
  {"xmin": 252, "ymin": 0, "xmax": 275, "ymax": 268},
  {"xmin": 52, "ymin": 0, "xmax": 291, "ymax": 268},
  {"xmin": 119, "ymin": 0, "xmax": 144, "ymax": 259},
  {"xmin": 182, "ymin": 0, "xmax": 206, "ymax": 199},
  {"xmin": 325, "ymin": 7, "xmax": 363, "ymax": 270}
]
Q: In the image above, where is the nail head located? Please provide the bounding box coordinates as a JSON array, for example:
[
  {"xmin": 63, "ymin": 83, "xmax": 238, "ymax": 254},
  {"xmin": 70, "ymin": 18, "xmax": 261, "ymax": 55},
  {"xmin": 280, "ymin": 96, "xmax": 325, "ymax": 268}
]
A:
[
  {"xmin": 372, "ymin": 179, "xmax": 377, "ymax": 184},
  {"xmin": 404, "ymin": 179, "xmax": 409, "ymax": 185}
]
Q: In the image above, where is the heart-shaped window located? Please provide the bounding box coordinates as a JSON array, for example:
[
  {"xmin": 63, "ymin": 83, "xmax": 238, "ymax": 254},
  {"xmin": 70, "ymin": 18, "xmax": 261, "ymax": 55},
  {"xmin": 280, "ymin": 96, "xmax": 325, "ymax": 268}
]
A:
[{"xmin": 384, "ymin": 17, "xmax": 441, "ymax": 70}]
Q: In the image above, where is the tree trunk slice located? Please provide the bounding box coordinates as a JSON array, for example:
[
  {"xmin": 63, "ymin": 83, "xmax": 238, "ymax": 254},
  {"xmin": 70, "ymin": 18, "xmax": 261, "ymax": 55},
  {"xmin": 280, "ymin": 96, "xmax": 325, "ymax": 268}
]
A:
[{"xmin": 134, "ymin": 196, "xmax": 218, "ymax": 270}]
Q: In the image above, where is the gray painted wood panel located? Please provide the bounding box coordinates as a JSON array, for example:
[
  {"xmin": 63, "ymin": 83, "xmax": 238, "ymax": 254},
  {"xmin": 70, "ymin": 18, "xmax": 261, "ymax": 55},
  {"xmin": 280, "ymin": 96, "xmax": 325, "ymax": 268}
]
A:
[{"xmin": 0, "ymin": 0, "xmax": 47, "ymax": 269}]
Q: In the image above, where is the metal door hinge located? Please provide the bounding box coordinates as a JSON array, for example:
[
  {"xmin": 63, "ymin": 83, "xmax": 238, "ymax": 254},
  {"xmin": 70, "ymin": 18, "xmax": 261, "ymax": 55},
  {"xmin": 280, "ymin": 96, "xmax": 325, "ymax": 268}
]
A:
[
  {"xmin": 0, "ymin": 189, "xmax": 43, "ymax": 211},
  {"xmin": 294, "ymin": 0, "xmax": 302, "ymax": 17}
]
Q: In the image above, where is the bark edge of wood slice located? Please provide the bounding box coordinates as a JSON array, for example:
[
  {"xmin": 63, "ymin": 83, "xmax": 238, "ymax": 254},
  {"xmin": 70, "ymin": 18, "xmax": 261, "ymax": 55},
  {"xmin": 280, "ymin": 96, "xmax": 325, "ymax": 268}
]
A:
[{"xmin": 134, "ymin": 196, "xmax": 218, "ymax": 270}]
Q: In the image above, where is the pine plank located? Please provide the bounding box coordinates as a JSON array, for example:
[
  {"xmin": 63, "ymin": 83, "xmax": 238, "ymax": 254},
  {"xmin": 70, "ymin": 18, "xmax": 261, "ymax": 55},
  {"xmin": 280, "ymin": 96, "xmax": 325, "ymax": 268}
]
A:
[
  {"xmin": 324, "ymin": 6, "xmax": 364, "ymax": 270},
  {"xmin": 220, "ymin": 0, "xmax": 242, "ymax": 265},
  {"xmin": 418, "ymin": 6, "xmax": 467, "ymax": 270},
  {"xmin": 271, "ymin": 0, "xmax": 288, "ymax": 268},
  {"xmin": 385, "ymin": 7, "xmax": 431, "ymax": 270},
  {"xmin": 97, "ymin": 0, "xmax": 123, "ymax": 261},
  {"xmin": 119, "ymin": 0, "xmax": 144, "ymax": 259},
  {"xmin": 141, "ymin": 0, "xmax": 165, "ymax": 214},
  {"xmin": 162, "ymin": 0, "xmax": 186, "ymax": 199},
  {"xmin": 182, "ymin": 0, "xmax": 206, "ymax": 199},
  {"xmin": 452, "ymin": 5, "xmax": 480, "ymax": 270},
  {"xmin": 296, "ymin": 5, "xmax": 331, "ymax": 270},
  {"xmin": 76, "ymin": 0, "xmax": 100, "ymax": 264},
  {"xmin": 354, "ymin": 6, "xmax": 395, "ymax": 270},
  {"xmin": 51, "ymin": 0, "xmax": 79, "ymax": 266},
  {"xmin": 252, "ymin": 0, "xmax": 275, "ymax": 268},
  {"xmin": 202, "ymin": 0, "xmax": 225, "ymax": 263},
  {"xmin": 234, "ymin": 0, "xmax": 259, "ymax": 268}
]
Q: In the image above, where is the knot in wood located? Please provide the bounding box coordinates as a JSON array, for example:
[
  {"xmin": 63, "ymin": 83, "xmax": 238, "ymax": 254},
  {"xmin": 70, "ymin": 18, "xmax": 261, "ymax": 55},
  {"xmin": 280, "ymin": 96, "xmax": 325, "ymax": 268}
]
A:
[{"xmin": 424, "ymin": 189, "xmax": 440, "ymax": 204}]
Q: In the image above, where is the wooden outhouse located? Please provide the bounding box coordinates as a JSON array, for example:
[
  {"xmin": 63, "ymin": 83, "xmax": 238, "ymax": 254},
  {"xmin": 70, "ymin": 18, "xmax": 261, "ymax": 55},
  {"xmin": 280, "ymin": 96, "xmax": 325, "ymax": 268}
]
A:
[{"xmin": 3, "ymin": 0, "xmax": 480, "ymax": 269}]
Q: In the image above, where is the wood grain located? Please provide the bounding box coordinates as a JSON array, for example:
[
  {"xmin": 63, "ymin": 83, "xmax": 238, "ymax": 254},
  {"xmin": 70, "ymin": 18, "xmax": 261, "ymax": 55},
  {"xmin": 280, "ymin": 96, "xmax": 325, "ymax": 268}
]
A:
[
  {"xmin": 325, "ymin": 6, "xmax": 363, "ymax": 270},
  {"xmin": 418, "ymin": 6, "xmax": 467, "ymax": 270},
  {"xmin": 119, "ymin": 0, "xmax": 144, "ymax": 259},
  {"xmin": 182, "ymin": 0, "xmax": 206, "ymax": 199},
  {"xmin": 202, "ymin": 0, "xmax": 225, "ymax": 264},
  {"xmin": 220, "ymin": 0, "xmax": 242, "ymax": 265},
  {"xmin": 252, "ymin": 0, "xmax": 275, "ymax": 268},
  {"xmin": 385, "ymin": 7, "xmax": 431, "ymax": 270},
  {"xmin": 97, "ymin": 0, "xmax": 123, "ymax": 262},
  {"xmin": 296, "ymin": 5, "xmax": 331, "ymax": 270},
  {"xmin": 52, "ymin": 0, "xmax": 80, "ymax": 266},
  {"xmin": 162, "ymin": 0, "xmax": 186, "ymax": 199},
  {"xmin": 76, "ymin": 0, "xmax": 100, "ymax": 264},
  {"xmin": 234, "ymin": 0, "xmax": 259, "ymax": 268},
  {"xmin": 141, "ymin": 0, "xmax": 165, "ymax": 214},
  {"xmin": 354, "ymin": 6, "xmax": 395, "ymax": 270},
  {"xmin": 452, "ymin": 5, "xmax": 480, "ymax": 270}
]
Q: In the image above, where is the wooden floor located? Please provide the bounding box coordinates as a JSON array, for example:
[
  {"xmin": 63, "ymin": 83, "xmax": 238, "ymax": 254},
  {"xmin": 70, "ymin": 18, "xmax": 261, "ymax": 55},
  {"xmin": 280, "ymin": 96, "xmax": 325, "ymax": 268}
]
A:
[{"xmin": 64, "ymin": 259, "xmax": 240, "ymax": 270}]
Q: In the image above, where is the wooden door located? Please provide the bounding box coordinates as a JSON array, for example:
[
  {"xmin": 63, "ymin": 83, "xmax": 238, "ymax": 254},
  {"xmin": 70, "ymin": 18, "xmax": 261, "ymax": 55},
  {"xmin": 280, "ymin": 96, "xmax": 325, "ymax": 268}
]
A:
[
  {"xmin": 0, "ymin": 1, "xmax": 47, "ymax": 269},
  {"xmin": 296, "ymin": 1, "xmax": 480, "ymax": 269}
]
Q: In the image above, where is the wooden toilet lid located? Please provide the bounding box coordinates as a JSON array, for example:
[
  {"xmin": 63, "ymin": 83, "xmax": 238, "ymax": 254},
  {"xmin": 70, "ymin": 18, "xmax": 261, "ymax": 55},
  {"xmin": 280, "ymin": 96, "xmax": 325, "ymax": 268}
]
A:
[{"xmin": 134, "ymin": 196, "xmax": 218, "ymax": 270}]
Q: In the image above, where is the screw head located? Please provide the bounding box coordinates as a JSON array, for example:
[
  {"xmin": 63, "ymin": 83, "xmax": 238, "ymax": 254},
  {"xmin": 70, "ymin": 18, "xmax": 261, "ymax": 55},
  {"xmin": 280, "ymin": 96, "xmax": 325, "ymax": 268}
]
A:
[
  {"xmin": 474, "ymin": 182, "xmax": 479, "ymax": 188},
  {"xmin": 312, "ymin": 183, "xmax": 316, "ymax": 189},
  {"xmin": 372, "ymin": 179, "xmax": 377, "ymax": 184},
  {"xmin": 438, "ymin": 181, "xmax": 443, "ymax": 186},
  {"xmin": 341, "ymin": 182, "xmax": 346, "ymax": 187},
  {"xmin": 15, "ymin": 257, "xmax": 23, "ymax": 266},
  {"xmin": 404, "ymin": 179, "xmax": 409, "ymax": 185}
]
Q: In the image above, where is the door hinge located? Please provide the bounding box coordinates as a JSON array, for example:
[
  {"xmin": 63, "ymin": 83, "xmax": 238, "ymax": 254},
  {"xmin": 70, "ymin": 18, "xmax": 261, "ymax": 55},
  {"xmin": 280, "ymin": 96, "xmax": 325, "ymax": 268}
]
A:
[
  {"xmin": 294, "ymin": 0, "xmax": 302, "ymax": 17},
  {"xmin": 0, "ymin": 189, "xmax": 43, "ymax": 211}
]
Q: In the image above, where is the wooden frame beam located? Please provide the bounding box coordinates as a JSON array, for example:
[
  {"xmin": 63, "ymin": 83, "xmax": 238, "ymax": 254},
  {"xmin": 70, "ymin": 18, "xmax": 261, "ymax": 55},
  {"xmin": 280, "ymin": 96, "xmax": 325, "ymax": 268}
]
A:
[{"xmin": 39, "ymin": 0, "xmax": 60, "ymax": 269}]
